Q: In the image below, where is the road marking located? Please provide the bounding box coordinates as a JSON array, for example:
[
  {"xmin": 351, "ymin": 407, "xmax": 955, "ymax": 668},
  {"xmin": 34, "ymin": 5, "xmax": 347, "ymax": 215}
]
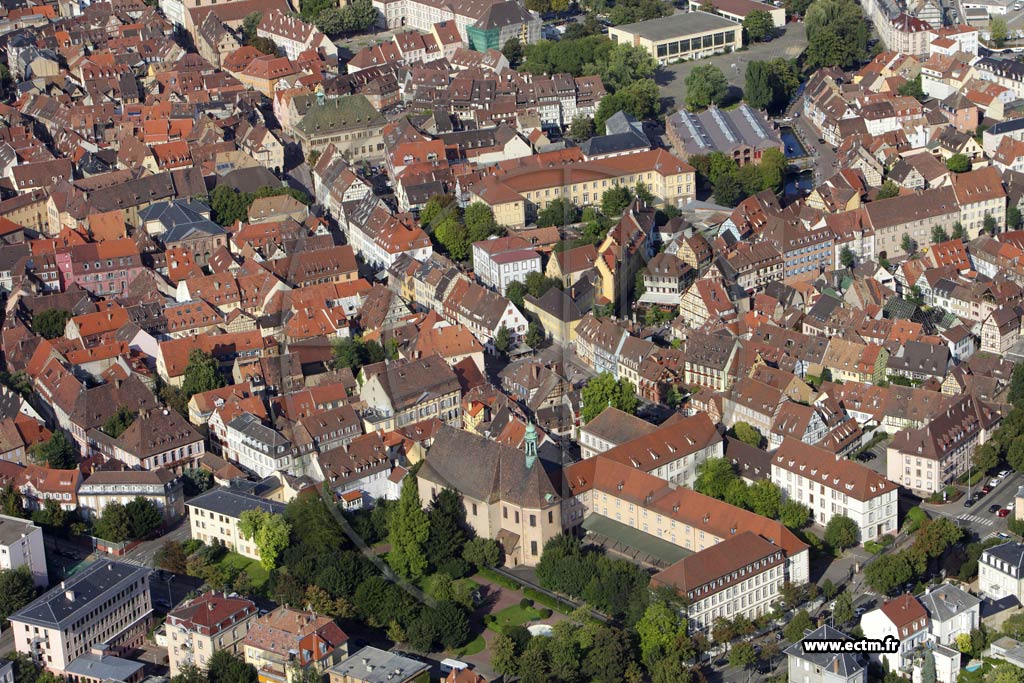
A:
[{"xmin": 957, "ymin": 514, "xmax": 994, "ymax": 527}]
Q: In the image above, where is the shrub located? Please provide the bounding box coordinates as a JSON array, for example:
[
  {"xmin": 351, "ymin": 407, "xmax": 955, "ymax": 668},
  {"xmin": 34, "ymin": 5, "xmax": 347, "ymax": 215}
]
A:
[
  {"xmin": 539, "ymin": 608, "xmax": 553, "ymax": 618},
  {"xmin": 864, "ymin": 541, "xmax": 884, "ymax": 554},
  {"xmin": 182, "ymin": 539, "xmax": 205, "ymax": 555},
  {"xmin": 519, "ymin": 598, "xmax": 533, "ymax": 609},
  {"xmin": 436, "ymin": 558, "xmax": 471, "ymax": 579}
]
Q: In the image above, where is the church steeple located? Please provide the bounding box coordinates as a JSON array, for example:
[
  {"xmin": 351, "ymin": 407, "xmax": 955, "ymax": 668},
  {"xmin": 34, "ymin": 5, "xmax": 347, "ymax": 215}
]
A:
[{"xmin": 524, "ymin": 421, "xmax": 538, "ymax": 469}]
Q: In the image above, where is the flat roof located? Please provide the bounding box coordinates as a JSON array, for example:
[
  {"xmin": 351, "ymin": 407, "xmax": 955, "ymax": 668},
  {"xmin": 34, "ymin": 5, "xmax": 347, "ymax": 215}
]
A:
[{"xmin": 612, "ymin": 10, "xmax": 737, "ymax": 42}]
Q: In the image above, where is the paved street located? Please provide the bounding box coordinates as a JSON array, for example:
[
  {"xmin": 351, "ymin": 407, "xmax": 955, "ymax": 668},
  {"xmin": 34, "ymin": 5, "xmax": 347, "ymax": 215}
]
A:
[
  {"xmin": 124, "ymin": 520, "xmax": 190, "ymax": 568},
  {"xmin": 656, "ymin": 22, "xmax": 807, "ymax": 111},
  {"xmin": 921, "ymin": 471, "xmax": 1024, "ymax": 540}
]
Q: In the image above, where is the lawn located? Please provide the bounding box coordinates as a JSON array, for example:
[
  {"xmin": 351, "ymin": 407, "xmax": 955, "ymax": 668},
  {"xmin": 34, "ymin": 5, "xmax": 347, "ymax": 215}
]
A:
[
  {"xmin": 486, "ymin": 604, "xmax": 545, "ymax": 634},
  {"xmin": 452, "ymin": 634, "xmax": 485, "ymax": 657},
  {"xmin": 218, "ymin": 551, "xmax": 269, "ymax": 588}
]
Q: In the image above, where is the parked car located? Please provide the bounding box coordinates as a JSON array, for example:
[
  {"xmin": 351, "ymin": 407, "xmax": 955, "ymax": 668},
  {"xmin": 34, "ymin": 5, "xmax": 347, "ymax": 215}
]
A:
[
  {"xmin": 964, "ymin": 498, "xmax": 975, "ymax": 507},
  {"xmin": 990, "ymin": 478, "xmax": 1000, "ymax": 488},
  {"xmin": 990, "ymin": 504, "xmax": 1002, "ymax": 514},
  {"xmin": 1009, "ymin": 502, "xmax": 1016, "ymax": 511},
  {"xmin": 982, "ymin": 485, "xmax": 992, "ymax": 495},
  {"xmin": 1000, "ymin": 470, "xmax": 1011, "ymax": 478},
  {"xmin": 998, "ymin": 508, "xmax": 1011, "ymax": 517}
]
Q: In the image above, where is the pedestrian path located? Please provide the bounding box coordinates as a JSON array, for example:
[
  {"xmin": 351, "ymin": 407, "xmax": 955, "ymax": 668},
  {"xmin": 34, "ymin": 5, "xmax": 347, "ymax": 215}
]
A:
[{"xmin": 957, "ymin": 514, "xmax": 994, "ymax": 527}]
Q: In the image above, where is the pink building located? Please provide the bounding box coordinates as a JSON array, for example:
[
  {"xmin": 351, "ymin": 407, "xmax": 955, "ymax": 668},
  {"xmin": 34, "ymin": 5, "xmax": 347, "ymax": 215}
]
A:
[{"xmin": 54, "ymin": 238, "xmax": 144, "ymax": 296}]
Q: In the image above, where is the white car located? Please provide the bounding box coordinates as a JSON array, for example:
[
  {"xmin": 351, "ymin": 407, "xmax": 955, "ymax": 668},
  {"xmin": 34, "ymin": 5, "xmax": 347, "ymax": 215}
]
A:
[
  {"xmin": 1000, "ymin": 470, "xmax": 1011, "ymax": 478},
  {"xmin": 990, "ymin": 479, "xmax": 1000, "ymax": 488},
  {"xmin": 1009, "ymin": 502, "xmax": 1016, "ymax": 511}
]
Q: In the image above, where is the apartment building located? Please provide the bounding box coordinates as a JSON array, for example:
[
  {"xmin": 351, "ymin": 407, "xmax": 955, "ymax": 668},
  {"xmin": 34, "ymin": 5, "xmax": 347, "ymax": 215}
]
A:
[
  {"xmin": 186, "ymin": 488, "xmax": 287, "ymax": 561},
  {"xmin": 950, "ymin": 166, "xmax": 1006, "ymax": 238},
  {"xmin": 11, "ymin": 560, "xmax": 152, "ymax": 673},
  {"xmin": 887, "ymin": 393, "xmax": 1000, "ymax": 495},
  {"xmin": 471, "ymin": 236, "xmax": 541, "ymax": 295},
  {"xmin": 919, "ymin": 583, "xmax": 981, "ymax": 647},
  {"xmin": 256, "ymin": 11, "xmax": 337, "ymax": 62},
  {"xmin": 243, "ymin": 607, "xmax": 349, "ymax": 683},
  {"xmin": 578, "ymin": 406, "xmax": 657, "ymax": 459},
  {"xmin": 598, "ymin": 413, "xmax": 722, "ymax": 488},
  {"xmin": 223, "ymin": 413, "xmax": 311, "ymax": 479},
  {"xmin": 166, "ymin": 592, "xmax": 259, "ymax": 676},
  {"xmin": 860, "ymin": 595, "xmax": 929, "ymax": 674},
  {"xmin": 77, "ymin": 470, "xmax": 184, "ymax": 524},
  {"xmin": 358, "ymin": 355, "xmax": 461, "ymax": 432},
  {"xmin": 651, "ymin": 531, "xmax": 785, "ymax": 633},
  {"xmin": 0, "ymin": 515, "xmax": 46, "ymax": 587},
  {"xmin": 785, "ymin": 625, "xmax": 867, "ymax": 683},
  {"xmin": 771, "ymin": 438, "xmax": 898, "ymax": 543},
  {"xmin": 979, "ymin": 541, "xmax": 1024, "ymax": 600}
]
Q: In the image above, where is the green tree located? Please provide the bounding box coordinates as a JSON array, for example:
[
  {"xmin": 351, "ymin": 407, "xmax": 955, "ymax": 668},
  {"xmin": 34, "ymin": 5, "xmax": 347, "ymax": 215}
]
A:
[
  {"xmin": 93, "ymin": 501, "xmax": 132, "ymax": 543},
  {"xmin": 582, "ymin": 627, "xmax": 632, "ymax": 683},
  {"xmin": 126, "ymin": 496, "xmax": 163, "ymax": 539},
  {"xmin": 0, "ymin": 485, "xmax": 21, "ymax": 518},
  {"xmin": 985, "ymin": 213, "xmax": 999, "ymax": 235},
  {"xmin": 743, "ymin": 10, "xmax": 775, "ymax": 42},
  {"xmin": 569, "ymin": 115, "xmax": 596, "ymax": 141},
  {"xmin": 31, "ymin": 309, "xmax": 71, "ymax": 339},
  {"xmin": 494, "ymin": 325, "xmax": 512, "ymax": 354},
  {"xmin": 824, "ymin": 515, "xmax": 859, "ymax": 550},
  {"xmin": 694, "ymin": 458, "xmax": 740, "ymax": 500},
  {"xmin": 947, "ymin": 153, "xmax": 972, "ymax": 173},
  {"xmin": 729, "ymin": 641, "xmax": 758, "ymax": 670},
  {"xmin": 931, "ymin": 225, "xmax": 950, "ymax": 244},
  {"xmin": 426, "ymin": 488, "xmax": 467, "ymax": 568},
  {"xmin": 333, "ymin": 0, "xmax": 377, "ymax": 32},
  {"xmin": 580, "ymin": 372, "xmax": 639, "ymax": 423},
  {"xmin": 988, "ymin": 662, "xmax": 1024, "ymax": 683},
  {"xmin": 206, "ymin": 651, "xmax": 258, "ymax": 683},
  {"xmin": 101, "ymin": 406, "xmax": 136, "ymax": 438},
  {"xmin": 594, "ymin": 79, "xmax": 661, "ymax": 130},
  {"xmin": 805, "ymin": 0, "xmax": 870, "ymax": 69},
  {"xmin": 171, "ymin": 664, "xmax": 206, "ymax": 683},
  {"xmin": 419, "ymin": 194, "xmax": 457, "ymax": 228},
  {"xmin": 733, "ymin": 422, "xmax": 763, "ymax": 447},
  {"xmin": 241, "ymin": 11, "xmax": 262, "ymax": 41},
  {"xmin": 29, "ymin": 429, "xmax": 76, "ymax": 469},
  {"xmin": 0, "ymin": 567, "xmax": 35, "ymax": 627},
  {"xmin": 952, "ymin": 222, "xmax": 965, "ymax": 239},
  {"xmin": 635, "ymin": 599, "xmax": 688, "ymax": 666},
  {"xmin": 464, "ymin": 202, "xmax": 500, "ymax": 243},
  {"xmin": 784, "ymin": 609, "xmax": 814, "ymax": 642},
  {"xmin": 502, "ymin": 37, "xmax": 523, "ymax": 68},
  {"xmin": 833, "ymin": 591, "xmax": 854, "ymax": 624},
  {"xmin": 898, "ymin": 74, "xmax": 925, "ymax": 100},
  {"xmin": 388, "ymin": 476, "xmax": 429, "ymax": 579},
  {"xmin": 332, "ymin": 336, "xmax": 385, "ymax": 372},
  {"xmin": 990, "ymin": 16, "xmax": 1009, "ymax": 48},
  {"xmin": 780, "ymin": 498, "xmax": 810, "ymax": 530},
  {"xmin": 744, "ymin": 60, "xmax": 774, "ymax": 109},
  {"xmin": 463, "ymin": 536, "xmax": 501, "ymax": 568},
  {"xmin": 974, "ymin": 442, "xmax": 1000, "ymax": 475},
  {"xmin": 316, "ymin": 7, "xmax": 346, "ymax": 37},
  {"xmin": 526, "ymin": 321, "xmax": 545, "ymax": 348},
  {"xmin": 181, "ymin": 349, "xmax": 224, "ymax": 399},
  {"xmin": 877, "ymin": 180, "xmax": 900, "ymax": 200},
  {"xmin": 601, "ymin": 185, "xmax": 633, "ymax": 217},
  {"xmin": 759, "ymin": 148, "xmax": 787, "ymax": 192},
  {"xmin": 1009, "ymin": 205, "xmax": 1022, "ymax": 230},
  {"xmin": 901, "ymin": 233, "xmax": 917, "ymax": 256},
  {"xmin": 491, "ymin": 634, "xmax": 520, "ymax": 677},
  {"xmin": 685, "ymin": 65, "xmax": 729, "ymax": 110},
  {"xmin": 747, "ymin": 479, "xmax": 782, "ymax": 519},
  {"xmin": 209, "ymin": 185, "xmax": 251, "ymax": 226},
  {"xmin": 537, "ymin": 198, "xmax": 579, "ymax": 227},
  {"xmin": 921, "ymin": 651, "xmax": 937, "ymax": 683},
  {"xmin": 864, "ymin": 552, "xmax": 914, "ymax": 595},
  {"xmin": 238, "ymin": 509, "xmax": 291, "ymax": 570},
  {"xmin": 156, "ymin": 540, "xmax": 188, "ymax": 574},
  {"xmin": 840, "ymin": 246, "xmax": 856, "ymax": 268},
  {"xmin": 434, "ymin": 215, "xmax": 470, "ymax": 260}
]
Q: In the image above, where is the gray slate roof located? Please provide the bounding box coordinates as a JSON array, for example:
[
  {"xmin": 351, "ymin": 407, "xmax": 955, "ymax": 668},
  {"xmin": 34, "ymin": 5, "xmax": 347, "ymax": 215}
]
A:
[
  {"xmin": 327, "ymin": 647, "xmax": 428, "ymax": 683},
  {"xmin": 64, "ymin": 652, "xmax": 145, "ymax": 682},
  {"xmin": 10, "ymin": 559, "xmax": 151, "ymax": 629},
  {"xmin": 918, "ymin": 583, "xmax": 981, "ymax": 623},
  {"xmin": 139, "ymin": 199, "xmax": 225, "ymax": 244},
  {"xmin": 784, "ymin": 624, "xmax": 866, "ymax": 675},
  {"xmin": 186, "ymin": 487, "xmax": 286, "ymax": 519}
]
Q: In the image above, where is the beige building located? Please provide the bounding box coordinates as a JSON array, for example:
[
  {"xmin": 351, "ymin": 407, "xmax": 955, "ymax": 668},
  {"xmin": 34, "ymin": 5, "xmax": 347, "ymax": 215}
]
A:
[
  {"xmin": 358, "ymin": 355, "xmax": 462, "ymax": 432},
  {"xmin": 608, "ymin": 11, "xmax": 742, "ymax": 66},
  {"xmin": 77, "ymin": 470, "xmax": 185, "ymax": 523},
  {"xmin": 417, "ymin": 424, "xmax": 562, "ymax": 567},
  {"xmin": 289, "ymin": 95, "xmax": 386, "ymax": 162},
  {"xmin": 166, "ymin": 592, "xmax": 259, "ymax": 676},
  {"xmin": 243, "ymin": 607, "xmax": 349, "ymax": 683},
  {"xmin": 468, "ymin": 149, "xmax": 696, "ymax": 228},
  {"xmin": 887, "ymin": 393, "xmax": 1001, "ymax": 495},
  {"xmin": 186, "ymin": 488, "xmax": 287, "ymax": 561},
  {"xmin": 11, "ymin": 560, "xmax": 152, "ymax": 673}
]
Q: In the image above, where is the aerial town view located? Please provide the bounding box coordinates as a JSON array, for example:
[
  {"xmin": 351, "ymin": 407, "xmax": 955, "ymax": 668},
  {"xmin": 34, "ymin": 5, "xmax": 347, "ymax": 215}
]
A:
[{"xmin": 8, "ymin": 0, "xmax": 1024, "ymax": 680}]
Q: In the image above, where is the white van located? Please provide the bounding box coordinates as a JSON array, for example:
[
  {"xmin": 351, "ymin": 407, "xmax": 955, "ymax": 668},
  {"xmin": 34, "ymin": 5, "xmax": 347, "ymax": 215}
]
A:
[{"xmin": 440, "ymin": 659, "xmax": 469, "ymax": 675}]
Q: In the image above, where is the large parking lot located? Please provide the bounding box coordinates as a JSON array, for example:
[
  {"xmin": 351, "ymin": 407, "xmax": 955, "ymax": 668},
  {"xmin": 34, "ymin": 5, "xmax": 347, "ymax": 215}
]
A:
[{"xmin": 655, "ymin": 21, "xmax": 807, "ymax": 111}]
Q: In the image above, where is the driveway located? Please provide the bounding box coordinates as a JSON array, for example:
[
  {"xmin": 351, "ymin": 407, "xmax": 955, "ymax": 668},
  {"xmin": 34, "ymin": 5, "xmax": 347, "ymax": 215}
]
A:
[{"xmin": 656, "ymin": 22, "xmax": 807, "ymax": 112}]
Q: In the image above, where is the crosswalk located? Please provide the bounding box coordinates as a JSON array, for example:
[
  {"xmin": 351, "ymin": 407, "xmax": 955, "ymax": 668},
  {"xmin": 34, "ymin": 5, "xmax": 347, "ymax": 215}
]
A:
[{"xmin": 957, "ymin": 514, "xmax": 995, "ymax": 527}]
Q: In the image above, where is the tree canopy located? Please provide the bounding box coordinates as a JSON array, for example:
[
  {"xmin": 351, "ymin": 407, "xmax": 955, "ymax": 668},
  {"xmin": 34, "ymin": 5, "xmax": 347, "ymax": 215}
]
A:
[
  {"xmin": 29, "ymin": 430, "xmax": 77, "ymax": 470},
  {"xmin": 581, "ymin": 373, "xmax": 639, "ymax": 423},
  {"xmin": 743, "ymin": 10, "xmax": 775, "ymax": 42},
  {"xmin": 388, "ymin": 475, "xmax": 430, "ymax": 579},
  {"xmin": 181, "ymin": 349, "xmax": 225, "ymax": 400},
  {"xmin": 805, "ymin": 0, "xmax": 870, "ymax": 69},
  {"xmin": 31, "ymin": 309, "xmax": 70, "ymax": 339},
  {"xmin": 238, "ymin": 509, "xmax": 292, "ymax": 570},
  {"xmin": 685, "ymin": 65, "xmax": 729, "ymax": 110}
]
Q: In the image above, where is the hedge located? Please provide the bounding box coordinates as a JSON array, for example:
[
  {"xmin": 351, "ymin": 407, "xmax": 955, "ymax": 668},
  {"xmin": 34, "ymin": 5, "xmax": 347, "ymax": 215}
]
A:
[
  {"xmin": 478, "ymin": 568, "xmax": 522, "ymax": 591},
  {"xmin": 523, "ymin": 588, "xmax": 574, "ymax": 614}
]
